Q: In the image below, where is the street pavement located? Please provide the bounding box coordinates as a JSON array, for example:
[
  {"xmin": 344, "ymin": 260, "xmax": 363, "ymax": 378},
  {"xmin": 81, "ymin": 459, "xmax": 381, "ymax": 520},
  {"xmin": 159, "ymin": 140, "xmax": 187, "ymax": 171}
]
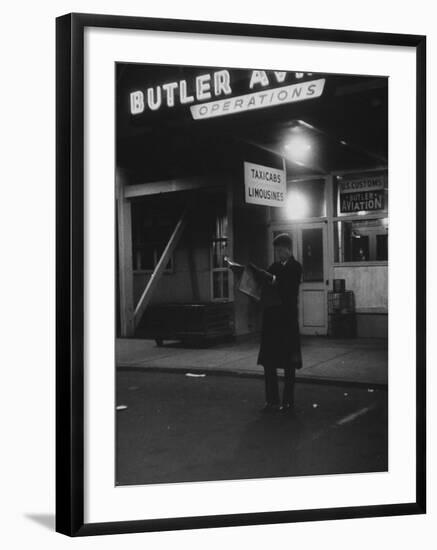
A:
[{"xmin": 116, "ymin": 369, "xmax": 388, "ymax": 486}]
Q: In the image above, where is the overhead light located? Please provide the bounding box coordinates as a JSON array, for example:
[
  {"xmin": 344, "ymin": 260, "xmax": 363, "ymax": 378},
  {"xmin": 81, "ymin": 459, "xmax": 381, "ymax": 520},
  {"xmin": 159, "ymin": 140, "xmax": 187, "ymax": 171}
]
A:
[
  {"xmin": 284, "ymin": 133, "xmax": 313, "ymax": 164},
  {"xmin": 297, "ymin": 120, "xmax": 316, "ymax": 131},
  {"xmin": 340, "ymin": 139, "xmax": 348, "ymax": 146}
]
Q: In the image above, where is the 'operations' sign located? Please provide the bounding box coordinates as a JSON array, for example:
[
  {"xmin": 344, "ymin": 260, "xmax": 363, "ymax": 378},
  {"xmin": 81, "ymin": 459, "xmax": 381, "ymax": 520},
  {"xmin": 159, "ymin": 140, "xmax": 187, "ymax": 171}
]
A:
[
  {"xmin": 244, "ymin": 162, "xmax": 286, "ymax": 208},
  {"xmin": 190, "ymin": 79, "xmax": 325, "ymax": 120}
]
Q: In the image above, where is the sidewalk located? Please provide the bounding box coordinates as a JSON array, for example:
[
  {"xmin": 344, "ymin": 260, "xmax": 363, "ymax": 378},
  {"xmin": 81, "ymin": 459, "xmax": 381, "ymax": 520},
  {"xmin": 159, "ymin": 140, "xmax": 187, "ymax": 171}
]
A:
[{"xmin": 116, "ymin": 335, "xmax": 388, "ymax": 387}]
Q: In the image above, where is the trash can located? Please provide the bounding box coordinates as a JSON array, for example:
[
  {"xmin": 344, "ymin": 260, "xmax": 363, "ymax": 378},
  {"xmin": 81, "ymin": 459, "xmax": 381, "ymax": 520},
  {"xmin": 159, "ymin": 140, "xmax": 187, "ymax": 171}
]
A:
[{"xmin": 333, "ymin": 278, "xmax": 346, "ymax": 293}]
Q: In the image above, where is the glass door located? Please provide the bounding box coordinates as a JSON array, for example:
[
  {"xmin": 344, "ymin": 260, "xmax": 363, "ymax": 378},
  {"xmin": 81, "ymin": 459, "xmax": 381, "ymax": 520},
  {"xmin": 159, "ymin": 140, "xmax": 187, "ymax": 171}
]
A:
[
  {"xmin": 297, "ymin": 223, "xmax": 328, "ymax": 335},
  {"xmin": 271, "ymin": 222, "xmax": 328, "ymax": 335}
]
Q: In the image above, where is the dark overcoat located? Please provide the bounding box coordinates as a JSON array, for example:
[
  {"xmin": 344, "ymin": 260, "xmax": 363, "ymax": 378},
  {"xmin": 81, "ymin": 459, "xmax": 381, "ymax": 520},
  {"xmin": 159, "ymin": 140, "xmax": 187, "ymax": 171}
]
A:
[{"xmin": 257, "ymin": 256, "xmax": 303, "ymax": 371}]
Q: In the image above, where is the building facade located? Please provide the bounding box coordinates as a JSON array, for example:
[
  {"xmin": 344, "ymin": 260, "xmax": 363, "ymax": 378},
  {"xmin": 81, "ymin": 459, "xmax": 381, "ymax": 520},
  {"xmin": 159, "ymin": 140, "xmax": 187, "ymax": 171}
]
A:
[{"xmin": 116, "ymin": 65, "xmax": 388, "ymax": 341}]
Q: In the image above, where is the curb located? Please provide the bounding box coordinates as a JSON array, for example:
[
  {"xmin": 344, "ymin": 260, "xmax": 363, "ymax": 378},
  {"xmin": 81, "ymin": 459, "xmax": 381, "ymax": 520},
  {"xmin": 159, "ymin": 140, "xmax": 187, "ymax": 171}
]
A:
[{"xmin": 116, "ymin": 364, "xmax": 388, "ymax": 390}]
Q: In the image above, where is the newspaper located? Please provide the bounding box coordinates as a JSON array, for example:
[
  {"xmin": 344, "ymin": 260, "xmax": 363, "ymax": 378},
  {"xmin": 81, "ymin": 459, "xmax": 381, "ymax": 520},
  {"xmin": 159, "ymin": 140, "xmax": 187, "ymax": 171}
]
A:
[{"xmin": 225, "ymin": 258, "xmax": 274, "ymax": 302}]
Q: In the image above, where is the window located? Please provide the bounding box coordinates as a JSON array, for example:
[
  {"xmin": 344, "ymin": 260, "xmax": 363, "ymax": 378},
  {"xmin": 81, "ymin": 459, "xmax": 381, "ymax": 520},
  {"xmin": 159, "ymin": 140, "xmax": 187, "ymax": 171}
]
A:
[
  {"xmin": 376, "ymin": 234, "xmax": 388, "ymax": 261},
  {"xmin": 131, "ymin": 201, "xmax": 175, "ymax": 273},
  {"xmin": 333, "ymin": 171, "xmax": 388, "ymax": 263},
  {"xmin": 301, "ymin": 227, "xmax": 324, "ymax": 281},
  {"xmin": 334, "ymin": 218, "xmax": 388, "ymax": 263},
  {"xmin": 211, "ymin": 211, "xmax": 229, "ymax": 300},
  {"xmin": 133, "ymin": 241, "xmax": 173, "ymax": 272}
]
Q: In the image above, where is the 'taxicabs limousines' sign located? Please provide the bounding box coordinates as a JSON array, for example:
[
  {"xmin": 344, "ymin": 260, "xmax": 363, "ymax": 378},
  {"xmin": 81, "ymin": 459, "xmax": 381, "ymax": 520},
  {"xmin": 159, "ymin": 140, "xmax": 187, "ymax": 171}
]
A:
[
  {"xmin": 244, "ymin": 162, "xmax": 286, "ymax": 208},
  {"xmin": 339, "ymin": 175, "xmax": 386, "ymax": 213}
]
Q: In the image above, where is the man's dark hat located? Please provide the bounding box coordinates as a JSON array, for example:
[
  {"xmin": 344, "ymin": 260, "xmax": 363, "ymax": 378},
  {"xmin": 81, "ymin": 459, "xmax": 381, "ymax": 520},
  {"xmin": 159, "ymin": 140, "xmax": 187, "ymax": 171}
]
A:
[{"xmin": 273, "ymin": 233, "xmax": 292, "ymax": 248}]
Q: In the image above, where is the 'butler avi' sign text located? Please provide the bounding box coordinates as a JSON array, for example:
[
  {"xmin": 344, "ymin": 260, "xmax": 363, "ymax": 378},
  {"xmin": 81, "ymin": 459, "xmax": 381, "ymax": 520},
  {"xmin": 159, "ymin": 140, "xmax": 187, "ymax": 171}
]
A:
[
  {"xmin": 244, "ymin": 162, "xmax": 286, "ymax": 207},
  {"xmin": 129, "ymin": 69, "xmax": 325, "ymax": 120}
]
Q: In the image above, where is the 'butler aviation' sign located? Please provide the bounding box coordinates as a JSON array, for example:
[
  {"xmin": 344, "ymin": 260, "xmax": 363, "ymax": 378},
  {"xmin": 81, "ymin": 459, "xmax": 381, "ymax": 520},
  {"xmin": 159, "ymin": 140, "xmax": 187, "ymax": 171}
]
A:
[
  {"xmin": 129, "ymin": 69, "xmax": 325, "ymax": 120},
  {"xmin": 339, "ymin": 175, "xmax": 386, "ymax": 213}
]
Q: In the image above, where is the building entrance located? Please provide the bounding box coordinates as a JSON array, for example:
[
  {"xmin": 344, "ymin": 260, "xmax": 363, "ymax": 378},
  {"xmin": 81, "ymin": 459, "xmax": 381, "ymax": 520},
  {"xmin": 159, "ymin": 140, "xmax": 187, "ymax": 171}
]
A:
[{"xmin": 271, "ymin": 222, "xmax": 329, "ymax": 335}]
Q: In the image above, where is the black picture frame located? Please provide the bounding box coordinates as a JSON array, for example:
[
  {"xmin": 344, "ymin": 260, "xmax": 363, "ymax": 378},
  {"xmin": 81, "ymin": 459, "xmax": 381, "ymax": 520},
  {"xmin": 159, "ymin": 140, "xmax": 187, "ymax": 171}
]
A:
[{"xmin": 56, "ymin": 12, "xmax": 426, "ymax": 537}]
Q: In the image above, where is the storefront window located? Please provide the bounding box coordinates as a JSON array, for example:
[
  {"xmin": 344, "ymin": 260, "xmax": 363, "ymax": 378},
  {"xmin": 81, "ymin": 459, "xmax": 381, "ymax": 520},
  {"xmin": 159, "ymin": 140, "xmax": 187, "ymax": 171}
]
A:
[{"xmin": 334, "ymin": 218, "xmax": 388, "ymax": 263}]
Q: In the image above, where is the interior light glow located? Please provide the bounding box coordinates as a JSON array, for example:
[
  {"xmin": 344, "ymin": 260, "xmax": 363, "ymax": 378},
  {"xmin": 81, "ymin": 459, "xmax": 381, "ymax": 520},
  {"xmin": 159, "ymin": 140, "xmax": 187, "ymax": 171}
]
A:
[
  {"xmin": 284, "ymin": 133, "xmax": 313, "ymax": 164},
  {"xmin": 286, "ymin": 189, "xmax": 309, "ymax": 220}
]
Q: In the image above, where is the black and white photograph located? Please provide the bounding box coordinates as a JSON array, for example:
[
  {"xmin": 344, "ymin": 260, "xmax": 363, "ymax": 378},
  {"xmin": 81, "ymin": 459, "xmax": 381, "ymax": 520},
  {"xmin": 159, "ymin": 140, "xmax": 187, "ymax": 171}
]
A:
[
  {"xmin": 115, "ymin": 63, "xmax": 389, "ymax": 486},
  {"xmin": 1, "ymin": 0, "xmax": 433, "ymax": 546}
]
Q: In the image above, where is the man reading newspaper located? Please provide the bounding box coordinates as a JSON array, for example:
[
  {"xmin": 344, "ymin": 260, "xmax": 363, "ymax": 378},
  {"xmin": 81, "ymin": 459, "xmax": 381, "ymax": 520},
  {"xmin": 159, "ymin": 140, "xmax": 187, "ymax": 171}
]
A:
[{"xmin": 226, "ymin": 233, "xmax": 302, "ymax": 413}]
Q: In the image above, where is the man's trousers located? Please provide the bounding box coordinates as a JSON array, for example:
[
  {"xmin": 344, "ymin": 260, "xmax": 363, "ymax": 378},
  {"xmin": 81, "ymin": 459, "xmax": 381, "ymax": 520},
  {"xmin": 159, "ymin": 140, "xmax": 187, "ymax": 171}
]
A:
[{"xmin": 263, "ymin": 367, "xmax": 295, "ymax": 406}]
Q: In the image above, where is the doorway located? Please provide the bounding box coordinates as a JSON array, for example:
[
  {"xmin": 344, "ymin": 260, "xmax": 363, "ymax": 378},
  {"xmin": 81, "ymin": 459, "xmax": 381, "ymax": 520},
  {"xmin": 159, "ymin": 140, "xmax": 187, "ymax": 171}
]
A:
[{"xmin": 271, "ymin": 222, "xmax": 329, "ymax": 335}]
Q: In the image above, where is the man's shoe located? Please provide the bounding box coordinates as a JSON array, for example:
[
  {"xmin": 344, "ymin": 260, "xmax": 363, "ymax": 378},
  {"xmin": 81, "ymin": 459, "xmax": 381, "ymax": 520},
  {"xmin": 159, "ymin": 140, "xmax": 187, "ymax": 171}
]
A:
[{"xmin": 280, "ymin": 402, "xmax": 294, "ymax": 413}]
